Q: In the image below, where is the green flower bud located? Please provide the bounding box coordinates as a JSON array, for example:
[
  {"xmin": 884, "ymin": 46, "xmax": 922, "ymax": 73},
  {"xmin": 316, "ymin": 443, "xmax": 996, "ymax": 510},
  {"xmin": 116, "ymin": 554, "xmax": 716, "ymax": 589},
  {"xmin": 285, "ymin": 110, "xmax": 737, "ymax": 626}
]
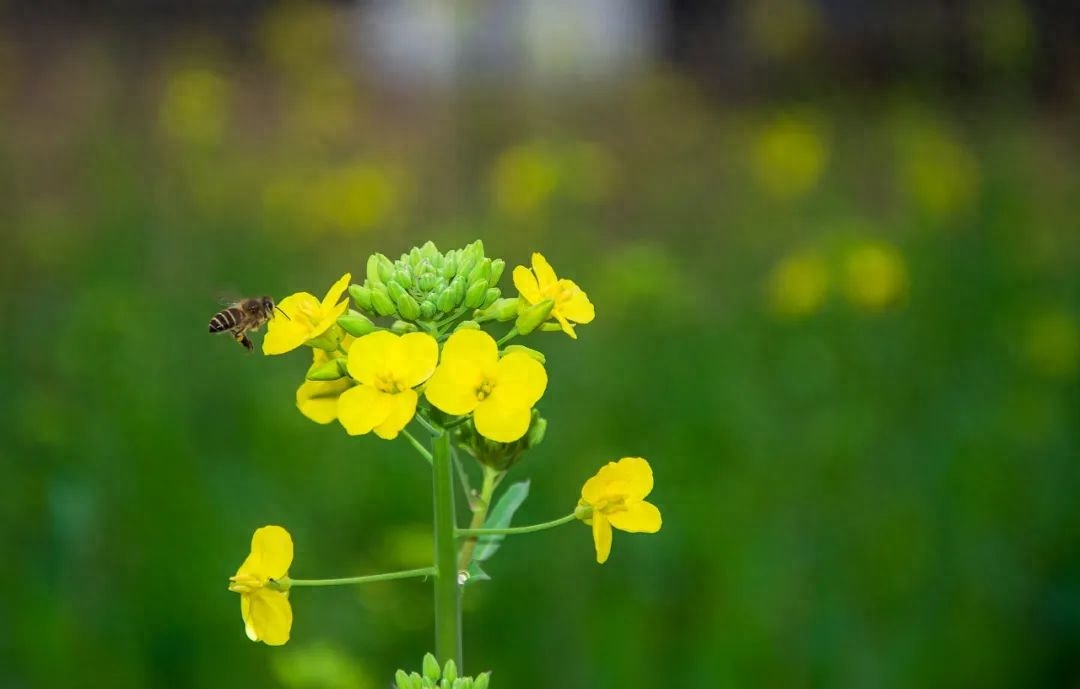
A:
[
  {"xmin": 455, "ymin": 320, "xmax": 481, "ymax": 331},
  {"xmin": 464, "ymin": 278, "xmax": 489, "ymax": 308},
  {"xmin": 440, "ymin": 253, "xmax": 458, "ymax": 280},
  {"xmin": 337, "ymin": 311, "xmax": 376, "ymax": 337},
  {"xmin": 539, "ymin": 322, "xmax": 563, "ymax": 332},
  {"xmin": 515, "ymin": 298, "xmax": 555, "ymax": 335},
  {"xmin": 377, "ymin": 254, "xmax": 395, "ymax": 283},
  {"xmin": 420, "ymin": 241, "xmax": 439, "ymax": 261},
  {"xmin": 409, "ymin": 246, "xmax": 423, "ymax": 266},
  {"xmin": 419, "ymin": 299, "xmax": 437, "ymax": 320},
  {"xmin": 306, "ymin": 324, "xmax": 344, "ymax": 351},
  {"xmin": 306, "ymin": 356, "xmax": 348, "ymax": 381},
  {"xmin": 526, "ymin": 413, "xmax": 547, "ymax": 448},
  {"xmin": 391, "ymin": 320, "xmax": 419, "ymax": 333},
  {"xmin": 489, "ymin": 258, "xmax": 505, "ymax": 286},
  {"xmin": 503, "ymin": 344, "xmax": 545, "ymax": 364},
  {"xmin": 370, "ymin": 288, "xmax": 397, "ymax": 317},
  {"xmin": 456, "ymin": 251, "xmax": 477, "ymax": 282},
  {"xmin": 349, "ymin": 284, "xmax": 373, "ymax": 311},
  {"xmin": 395, "ymin": 670, "xmax": 415, "ymax": 689},
  {"xmin": 437, "ymin": 285, "xmax": 458, "ymax": 313},
  {"xmin": 451, "ymin": 680, "xmax": 468, "ymax": 689},
  {"xmin": 409, "ymin": 672, "xmax": 424, "ymax": 689},
  {"xmin": 388, "ymin": 282, "xmax": 420, "ymax": 320},
  {"xmin": 473, "ymin": 673, "xmax": 490, "ymax": 689},
  {"xmin": 474, "ymin": 297, "xmax": 520, "ymax": 323},
  {"xmin": 418, "ymin": 271, "xmax": 439, "ymax": 292},
  {"xmin": 422, "ymin": 653, "xmax": 441, "ymax": 682},
  {"xmin": 442, "ymin": 660, "xmax": 457, "ymax": 683},
  {"xmin": 396, "ymin": 266, "xmax": 413, "ymax": 289},
  {"xmin": 480, "ymin": 287, "xmax": 501, "ymax": 309},
  {"xmin": 467, "ymin": 258, "xmax": 491, "ymax": 286}
]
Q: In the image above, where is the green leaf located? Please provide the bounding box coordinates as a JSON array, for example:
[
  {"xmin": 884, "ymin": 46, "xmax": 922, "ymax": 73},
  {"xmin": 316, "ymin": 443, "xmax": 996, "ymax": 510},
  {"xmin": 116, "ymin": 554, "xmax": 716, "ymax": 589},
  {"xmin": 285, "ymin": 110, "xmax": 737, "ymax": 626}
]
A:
[
  {"xmin": 474, "ymin": 480, "xmax": 530, "ymax": 562},
  {"xmin": 465, "ymin": 560, "xmax": 491, "ymax": 585}
]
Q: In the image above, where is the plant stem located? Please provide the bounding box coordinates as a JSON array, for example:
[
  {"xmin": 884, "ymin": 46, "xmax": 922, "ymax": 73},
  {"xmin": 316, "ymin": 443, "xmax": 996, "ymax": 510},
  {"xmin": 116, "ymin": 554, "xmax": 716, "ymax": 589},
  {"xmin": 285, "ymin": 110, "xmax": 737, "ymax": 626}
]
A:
[
  {"xmin": 279, "ymin": 567, "xmax": 436, "ymax": 588},
  {"xmin": 496, "ymin": 328, "xmax": 519, "ymax": 347},
  {"xmin": 431, "ymin": 431, "xmax": 462, "ymax": 668},
  {"xmin": 456, "ymin": 512, "xmax": 578, "ymax": 536},
  {"xmin": 457, "ymin": 465, "xmax": 502, "ymax": 571},
  {"xmin": 401, "ymin": 429, "xmax": 433, "ymax": 464}
]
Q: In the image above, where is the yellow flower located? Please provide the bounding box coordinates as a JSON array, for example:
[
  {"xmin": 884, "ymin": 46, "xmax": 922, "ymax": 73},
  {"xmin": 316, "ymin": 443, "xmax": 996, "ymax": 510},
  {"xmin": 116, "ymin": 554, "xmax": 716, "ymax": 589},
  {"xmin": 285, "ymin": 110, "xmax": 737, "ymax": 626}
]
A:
[
  {"xmin": 263, "ymin": 273, "xmax": 351, "ymax": 355},
  {"xmin": 296, "ymin": 340, "xmax": 354, "ymax": 424},
  {"xmin": 577, "ymin": 457, "xmax": 662, "ymax": 564},
  {"xmin": 842, "ymin": 241, "xmax": 908, "ymax": 311},
  {"xmin": 512, "ymin": 253, "xmax": 595, "ymax": 339},
  {"xmin": 767, "ymin": 250, "xmax": 829, "ymax": 318},
  {"xmin": 424, "ymin": 329, "xmax": 547, "ymax": 443},
  {"xmin": 337, "ymin": 331, "xmax": 438, "ymax": 439},
  {"xmin": 228, "ymin": 525, "xmax": 293, "ymax": 646}
]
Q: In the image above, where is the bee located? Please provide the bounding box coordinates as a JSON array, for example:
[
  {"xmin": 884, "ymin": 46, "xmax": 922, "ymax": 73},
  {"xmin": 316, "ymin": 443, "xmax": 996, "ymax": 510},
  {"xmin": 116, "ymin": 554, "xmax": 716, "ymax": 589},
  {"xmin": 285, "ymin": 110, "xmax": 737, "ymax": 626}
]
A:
[{"xmin": 208, "ymin": 296, "xmax": 285, "ymax": 351}]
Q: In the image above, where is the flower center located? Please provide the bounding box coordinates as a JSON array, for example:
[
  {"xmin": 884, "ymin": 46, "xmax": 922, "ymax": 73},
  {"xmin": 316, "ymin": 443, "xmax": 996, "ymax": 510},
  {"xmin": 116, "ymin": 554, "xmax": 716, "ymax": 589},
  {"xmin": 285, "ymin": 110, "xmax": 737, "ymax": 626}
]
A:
[
  {"xmin": 228, "ymin": 573, "xmax": 263, "ymax": 594},
  {"xmin": 474, "ymin": 377, "xmax": 495, "ymax": 401},
  {"xmin": 375, "ymin": 374, "xmax": 405, "ymax": 394},
  {"xmin": 595, "ymin": 495, "xmax": 628, "ymax": 515}
]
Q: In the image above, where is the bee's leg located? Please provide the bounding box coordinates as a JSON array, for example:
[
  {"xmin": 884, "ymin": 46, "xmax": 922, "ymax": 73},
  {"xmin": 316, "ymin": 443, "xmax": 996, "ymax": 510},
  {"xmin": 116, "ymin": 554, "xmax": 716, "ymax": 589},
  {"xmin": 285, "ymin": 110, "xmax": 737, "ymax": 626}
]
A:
[{"xmin": 234, "ymin": 330, "xmax": 254, "ymax": 351}]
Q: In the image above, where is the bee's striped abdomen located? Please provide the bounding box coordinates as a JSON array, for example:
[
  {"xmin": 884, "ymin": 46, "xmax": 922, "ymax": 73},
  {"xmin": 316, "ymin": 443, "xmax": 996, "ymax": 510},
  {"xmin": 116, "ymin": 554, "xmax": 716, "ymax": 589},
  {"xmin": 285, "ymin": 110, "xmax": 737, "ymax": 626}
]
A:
[{"xmin": 208, "ymin": 307, "xmax": 242, "ymax": 333}]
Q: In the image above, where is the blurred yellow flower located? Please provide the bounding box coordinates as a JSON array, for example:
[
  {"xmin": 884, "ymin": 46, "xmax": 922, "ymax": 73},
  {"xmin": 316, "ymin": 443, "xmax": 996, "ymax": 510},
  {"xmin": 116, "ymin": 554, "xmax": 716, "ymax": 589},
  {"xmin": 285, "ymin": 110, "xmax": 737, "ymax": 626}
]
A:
[
  {"xmin": 897, "ymin": 124, "xmax": 980, "ymax": 219},
  {"xmin": 264, "ymin": 273, "xmax": 351, "ymax": 355},
  {"xmin": 842, "ymin": 242, "xmax": 909, "ymax": 311},
  {"xmin": 337, "ymin": 332, "xmax": 438, "ymax": 439},
  {"xmin": 158, "ymin": 67, "xmax": 229, "ymax": 147},
  {"xmin": 305, "ymin": 165, "xmax": 398, "ymax": 233},
  {"xmin": 297, "ymin": 342, "xmax": 354, "ymax": 424},
  {"xmin": 577, "ymin": 457, "xmax": 662, "ymax": 564},
  {"xmin": 752, "ymin": 113, "xmax": 828, "ymax": 200},
  {"xmin": 425, "ymin": 330, "xmax": 547, "ymax": 443},
  {"xmin": 228, "ymin": 525, "xmax": 293, "ymax": 646},
  {"xmin": 513, "ymin": 253, "xmax": 595, "ymax": 339},
  {"xmin": 1024, "ymin": 310, "xmax": 1079, "ymax": 379},
  {"xmin": 490, "ymin": 143, "xmax": 559, "ymax": 217},
  {"xmin": 767, "ymin": 250, "xmax": 829, "ymax": 318}
]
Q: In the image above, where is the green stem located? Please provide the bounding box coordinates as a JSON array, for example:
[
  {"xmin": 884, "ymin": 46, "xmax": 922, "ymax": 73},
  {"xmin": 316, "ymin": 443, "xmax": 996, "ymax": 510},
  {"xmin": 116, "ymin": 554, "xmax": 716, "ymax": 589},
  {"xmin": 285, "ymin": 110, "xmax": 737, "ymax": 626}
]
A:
[
  {"xmin": 431, "ymin": 431, "xmax": 462, "ymax": 668},
  {"xmin": 457, "ymin": 465, "xmax": 502, "ymax": 571},
  {"xmin": 277, "ymin": 567, "xmax": 436, "ymax": 589},
  {"xmin": 496, "ymin": 328, "xmax": 519, "ymax": 347},
  {"xmin": 456, "ymin": 511, "xmax": 578, "ymax": 536},
  {"xmin": 401, "ymin": 429, "xmax": 433, "ymax": 464}
]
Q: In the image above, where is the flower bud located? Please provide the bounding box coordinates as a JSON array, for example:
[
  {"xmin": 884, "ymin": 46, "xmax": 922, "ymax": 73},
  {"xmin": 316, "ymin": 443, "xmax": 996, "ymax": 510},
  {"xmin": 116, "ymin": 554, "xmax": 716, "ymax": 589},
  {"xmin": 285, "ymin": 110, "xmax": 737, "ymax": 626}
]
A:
[
  {"xmin": 437, "ymin": 285, "xmax": 458, "ymax": 313},
  {"xmin": 464, "ymin": 278, "xmax": 489, "ymax": 308},
  {"xmin": 440, "ymin": 253, "xmax": 458, "ymax": 280},
  {"xmin": 395, "ymin": 266, "xmax": 413, "ymax": 289},
  {"xmin": 480, "ymin": 287, "xmax": 500, "ymax": 309},
  {"xmin": 539, "ymin": 322, "xmax": 563, "ymax": 332},
  {"xmin": 515, "ymin": 299, "xmax": 555, "ymax": 335},
  {"xmin": 456, "ymin": 251, "xmax": 477, "ymax": 282},
  {"xmin": 420, "ymin": 241, "xmax": 439, "ymax": 262},
  {"xmin": 419, "ymin": 299, "xmax": 437, "ymax": 320},
  {"xmin": 370, "ymin": 288, "xmax": 397, "ymax": 317},
  {"xmin": 526, "ymin": 414, "xmax": 547, "ymax": 448},
  {"xmin": 503, "ymin": 344, "xmax": 545, "ymax": 364},
  {"xmin": 376, "ymin": 254, "xmax": 395, "ymax": 283},
  {"xmin": 489, "ymin": 258, "xmax": 505, "ymax": 286},
  {"xmin": 388, "ymin": 282, "xmax": 421, "ymax": 320},
  {"xmin": 451, "ymin": 680, "xmax": 468, "ymax": 689},
  {"xmin": 442, "ymin": 660, "xmax": 457, "ymax": 683},
  {"xmin": 418, "ymin": 270, "xmax": 439, "ymax": 292},
  {"xmin": 455, "ymin": 320, "xmax": 481, "ymax": 331},
  {"xmin": 306, "ymin": 324, "xmax": 343, "ymax": 351},
  {"xmin": 474, "ymin": 297, "xmax": 519, "ymax": 323},
  {"xmin": 395, "ymin": 670, "xmax": 418, "ymax": 689},
  {"xmin": 366, "ymin": 254, "xmax": 384, "ymax": 287},
  {"xmin": 337, "ymin": 310, "xmax": 376, "ymax": 337},
  {"xmin": 306, "ymin": 357, "xmax": 348, "ymax": 380},
  {"xmin": 473, "ymin": 673, "xmax": 490, "ymax": 689},
  {"xmin": 422, "ymin": 653, "xmax": 441, "ymax": 682},
  {"xmin": 391, "ymin": 320, "xmax": 419, "ymax": 333},
  {"xmin": 349, "ymin": 284, "xmax": 374, "ymax": 311},
  {"xmin": 467, "ymin": 257, "xmax": 491, "ymax": 286}
]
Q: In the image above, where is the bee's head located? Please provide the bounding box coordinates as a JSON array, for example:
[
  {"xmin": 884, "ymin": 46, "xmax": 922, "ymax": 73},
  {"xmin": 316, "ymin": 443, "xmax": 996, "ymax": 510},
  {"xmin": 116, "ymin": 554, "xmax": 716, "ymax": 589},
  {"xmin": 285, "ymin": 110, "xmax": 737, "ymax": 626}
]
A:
[{"xmin": 264, "ymin": 296, "xmax": 290, "ymax": 320}]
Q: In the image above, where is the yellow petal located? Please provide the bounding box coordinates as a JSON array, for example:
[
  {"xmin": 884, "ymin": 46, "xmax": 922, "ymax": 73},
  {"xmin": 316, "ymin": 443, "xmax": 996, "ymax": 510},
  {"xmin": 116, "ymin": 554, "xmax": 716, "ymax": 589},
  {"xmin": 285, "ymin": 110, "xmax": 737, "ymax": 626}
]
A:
[
  {"xmin": 263, "ymin": 293, "xmax": 320, "ymax": 355},
  {"xmin": 250, "ymin": 525, "xmax": 293, "ymax": 579},
  {"xmin": 246, "ymin": 588, "xmax": 292, "ymax": 645},
  {"xmin": 314, "ymin": 298, "xmax": 350, "ymax": 338},
  {"xmin": 395, "ymin": 333, "xmax": 439, "ymax": 388},
  {"xmin": 491, "ymin": 353, "xmax": 547, "ymax": 408},
  {"xmin": 373, "ymin": 389, "xmax": 418, "ymax": 439},
  {"xmin": 512, "ymin": 265, "xmax": 541, "ymax": 304},
  {"xmin": 531, "ymin": 253, "xmax": 558, "ymax": 290},
  {"xmin": 585, "ymin": 457, "xmax": 654, "ymax": 503},
  {"xmin": 473, "ymin": 399, "xmax": 532, "ymax": 443},
  {"xmin": 296, "ymin": 379, "xmax": 351, "ymax": 424},
  {"xmin": 554, "ymin": 314, "xmax": 578, "ymax": 339},
  {"xmin": 425, "ymin": 361, "xmax": 483, "ymax": 416},
  {"xmin": 592, "ymin": 513, "xmax": 613, "ymax": 564},
  {"xmin": 557, "ymin": 281, "xmax": 595, "ymax": 323},
  {"xmin": 611, "ymin": 457, "xmax": 654, "ymax": 499},
  {"xmin": 347, "ymin": 331, "xmax": 399, "ymax": 386},
  {"xmin": 441, "ymin": 329, "xmax": 499, "ymax": 367},
  {"xmin": 607, "ymin": 500, "xmax": 662, "ymax": 533},
  {"xmin": 337, "ymin": 385, "xmax": 393, "ymax": 436},
  {"xmin": 321, "ymin": 273, "xmax": 352, "ymax": 310},
  {"xmin": 241, "ymin": 595, "xmax": 257, "ymax": 641}
]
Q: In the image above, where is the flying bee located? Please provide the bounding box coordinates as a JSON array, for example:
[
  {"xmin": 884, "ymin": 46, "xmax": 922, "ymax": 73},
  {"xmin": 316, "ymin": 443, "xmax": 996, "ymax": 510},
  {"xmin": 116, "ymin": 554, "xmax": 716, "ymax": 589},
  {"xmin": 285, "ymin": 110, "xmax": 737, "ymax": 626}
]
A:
[{"xmin": 208, "ymin": 296, "xmax": 287, "ymax": 352}]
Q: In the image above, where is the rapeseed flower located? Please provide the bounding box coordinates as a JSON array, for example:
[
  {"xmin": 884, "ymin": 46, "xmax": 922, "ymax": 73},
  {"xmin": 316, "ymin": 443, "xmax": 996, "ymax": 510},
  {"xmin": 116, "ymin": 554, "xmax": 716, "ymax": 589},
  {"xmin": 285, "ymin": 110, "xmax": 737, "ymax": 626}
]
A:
[
  {"xmin": 512, "ymin": 253, "xmax": 594, "ymax": 338},
  {"xmin": 228, "ymin": 525, "xmax": 293, "ymax": 645},
  {"xmin": 577, "ymin": 457, "xmax": 662, "ymax": 564},
  {"xmin": 424, "ymin": 329, "xmax": 547, "ymax": 443},
  {"xmin": 263, "ymin": 273, "xmax": 351, "ymax": 355},
  {"xmin": 337, "ymin": 331, "xmax": 438, "ymax": 439}
]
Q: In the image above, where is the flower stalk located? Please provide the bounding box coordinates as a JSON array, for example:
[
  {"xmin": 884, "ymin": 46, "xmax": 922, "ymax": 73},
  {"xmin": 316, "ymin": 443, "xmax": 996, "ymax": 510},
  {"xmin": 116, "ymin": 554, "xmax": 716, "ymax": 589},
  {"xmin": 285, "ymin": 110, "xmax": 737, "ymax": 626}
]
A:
[
  {"xmin": 272, "ymin": 567, "xmax": 436, "ymax": 590},
  {"xmin": 431, "ymin": 431, "xmax": 462, "ymax": 668},
  {"xmin": 456, "ymin": 511, "xmax": 579, "ymax": 537}
]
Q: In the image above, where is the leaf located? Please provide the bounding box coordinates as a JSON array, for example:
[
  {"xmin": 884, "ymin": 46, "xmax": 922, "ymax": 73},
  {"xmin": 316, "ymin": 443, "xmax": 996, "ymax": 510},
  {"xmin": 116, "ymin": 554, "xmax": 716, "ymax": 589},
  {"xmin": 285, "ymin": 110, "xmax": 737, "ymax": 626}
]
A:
[
  {"xmin": 473, "ymin": 480, "xmax": 530, "ymax": 562},
  {"xmin": 464, "ymin": 560, "xmax": 490, "ymax": 585}
]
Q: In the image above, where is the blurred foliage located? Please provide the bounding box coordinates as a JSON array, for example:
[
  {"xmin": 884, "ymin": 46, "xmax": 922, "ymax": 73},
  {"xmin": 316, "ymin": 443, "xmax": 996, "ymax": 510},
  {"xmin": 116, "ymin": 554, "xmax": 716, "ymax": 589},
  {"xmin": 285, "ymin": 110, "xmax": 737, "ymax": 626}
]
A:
[{"xmin": 1, "ymin": 2, "xmax": 1079, "ymax": 689}]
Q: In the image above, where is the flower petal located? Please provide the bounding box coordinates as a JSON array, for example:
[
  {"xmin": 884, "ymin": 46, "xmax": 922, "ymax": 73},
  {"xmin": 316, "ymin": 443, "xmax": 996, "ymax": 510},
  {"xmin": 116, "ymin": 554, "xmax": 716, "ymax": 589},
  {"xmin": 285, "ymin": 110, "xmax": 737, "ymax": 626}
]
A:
[
  {"xmin": 247, "ymin": 588, "xmax": 292, "ymax": 645},
  {"xmin": 607, "ymin": 500, "xmax": 662, "ymax": 533},
  {"xmin": 347, "ymin": 331, "xmax": 399, "ymax": 386},
  {"xmin": 263, "ymin": 293, "xmax": 320, "ymax": 355},
  {"xmin": 531, "ymin": 253, "xmax": 558, "ymax": 290},
  {"xmin": 557, "ymin": 280, "xmax": 595, "ymax": 323},
  {"xmin": 592, "ymin": 513, "xmax": 613, "ymax": 564},
  {"xmin": 513, "ymin": 265, "xmax": 541, "ymax": 304},
  {"xmin": 296, "ymin": 379, "xmax": 351, "ymax": 424},
  {"xmin": 441, "ymin": 329, "xmax": 499, "ymax": 367},
  {"xmin": 337, "ymin": 385, "xmax": 393, "ymax": 436},
  {"xmin": 554, "ymin": 314, "xmax": 578, "ymax": 339},
  {"xmin": 250, "ymin": 525, "xmax": 293, "ymax": 579},
  {"xmin": 492, "ymin": 352, "xmax": 547, "ymax": 408},
  {"xmin": 373, "ymin": 389, "xmax": 418, "ymax": 439},
  {"xmin": 321, "ymin": 273, "xmax": 352, "ymax": 310},
  {"xmin": 610, "ymin": 457, "xmax": 654, "ymax": 499},
  {"xmin": 395, "ymin": 333, "xmax": 439, "ymax": 388},
  {"xmin": 425, "ymin": 361, "xmax": 483, "ymax": 416},
  {"xmin": 241, "ymin": 595, "xmax": 257, "ymax": 641},
  {"xmin": 473, "ymin": 399, "xmax": 532, "ymax": 443}
]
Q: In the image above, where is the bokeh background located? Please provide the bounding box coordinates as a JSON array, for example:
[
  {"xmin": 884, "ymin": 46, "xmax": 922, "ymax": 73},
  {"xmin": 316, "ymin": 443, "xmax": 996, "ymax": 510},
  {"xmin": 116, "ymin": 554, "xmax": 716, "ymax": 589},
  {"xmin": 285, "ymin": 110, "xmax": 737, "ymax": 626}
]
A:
[{"xmin": 3, "ymin": 1, "xmax": 1079, "ymax": 687}]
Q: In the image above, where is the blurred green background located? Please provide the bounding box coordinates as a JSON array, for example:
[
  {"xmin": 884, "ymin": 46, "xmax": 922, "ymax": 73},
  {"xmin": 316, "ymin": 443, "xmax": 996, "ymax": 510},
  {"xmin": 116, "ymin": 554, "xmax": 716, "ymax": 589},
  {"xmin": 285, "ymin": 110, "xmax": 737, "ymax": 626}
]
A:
[{"xmin": 3, "ymin": 1, "xmax": 1079, "ymax": 687}]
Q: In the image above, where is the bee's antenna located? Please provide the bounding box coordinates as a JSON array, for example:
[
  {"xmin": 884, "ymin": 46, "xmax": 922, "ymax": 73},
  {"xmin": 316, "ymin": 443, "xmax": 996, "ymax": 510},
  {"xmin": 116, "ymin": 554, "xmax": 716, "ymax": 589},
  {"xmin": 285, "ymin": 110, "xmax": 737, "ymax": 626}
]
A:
[{"xmin": 275, "ymin": 305, "xmax": 291, "ymax": 320}]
